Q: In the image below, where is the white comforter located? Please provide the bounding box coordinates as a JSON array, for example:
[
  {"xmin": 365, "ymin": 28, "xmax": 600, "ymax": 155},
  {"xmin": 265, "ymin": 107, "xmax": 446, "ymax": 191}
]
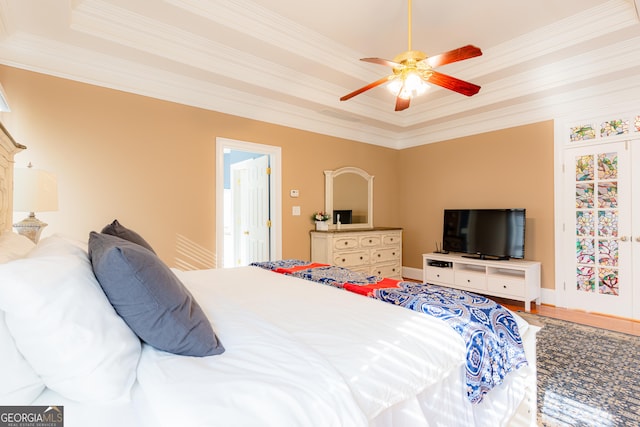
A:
[{"xmin": 135, "ymin": 266, "xmax": 529, "ymax": 426}]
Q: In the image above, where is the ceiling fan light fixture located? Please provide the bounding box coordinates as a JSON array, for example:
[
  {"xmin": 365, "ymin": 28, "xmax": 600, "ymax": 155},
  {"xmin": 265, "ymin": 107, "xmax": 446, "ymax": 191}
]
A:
[
  {"xmin": 387, "ymin": 71, "xmax": 429, "ymax": 99},
  {"xmin": 387, "ymin": 78, "xmax": 403, "ymax": 96},
  {"xmin": 339, "ymin": 0, "xmax": 482, "ymax": 110}
]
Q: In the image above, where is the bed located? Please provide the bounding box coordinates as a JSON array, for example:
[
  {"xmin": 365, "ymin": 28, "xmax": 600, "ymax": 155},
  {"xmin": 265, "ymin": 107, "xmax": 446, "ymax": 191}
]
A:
[{"xmin": 0, "ymin": 127, "xmax": 539, "ymax": 427}]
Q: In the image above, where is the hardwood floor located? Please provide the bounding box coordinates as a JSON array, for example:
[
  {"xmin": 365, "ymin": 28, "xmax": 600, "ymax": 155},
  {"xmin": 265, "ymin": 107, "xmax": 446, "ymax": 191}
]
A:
[{"xmin": 495, "ymin": 298, "xmax": 640, "ymax": 337}]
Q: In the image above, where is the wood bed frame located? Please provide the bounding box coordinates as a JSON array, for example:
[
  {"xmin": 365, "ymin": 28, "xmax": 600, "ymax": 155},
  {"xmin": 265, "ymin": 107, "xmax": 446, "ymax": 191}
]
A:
[{"xmin": 0, "ymin": 121, "xmax": 25, "ymax": 233}]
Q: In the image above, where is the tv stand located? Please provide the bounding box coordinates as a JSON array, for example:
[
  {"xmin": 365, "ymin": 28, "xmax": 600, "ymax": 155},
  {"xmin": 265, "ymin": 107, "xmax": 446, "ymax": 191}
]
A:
[{"xmin": 423, "ymin": 252, "xmax": 541, "ymax": 312}]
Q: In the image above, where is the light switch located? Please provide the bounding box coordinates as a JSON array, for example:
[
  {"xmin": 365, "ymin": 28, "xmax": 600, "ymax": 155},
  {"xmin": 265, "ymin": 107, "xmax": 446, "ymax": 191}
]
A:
[
  {"xmin": 290, "ymin": 189, "xmax": 299, "ymax": 198},
  {"xmin": 292, "ymin": 206, "xmax": 301, "ymax": 216}
]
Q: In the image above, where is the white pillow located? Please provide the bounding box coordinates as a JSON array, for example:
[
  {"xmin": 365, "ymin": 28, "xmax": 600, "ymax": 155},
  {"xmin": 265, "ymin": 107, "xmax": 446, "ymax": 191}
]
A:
[
  {"xmin": 35, "ymin": 233, "xmax": 89, "ymax": 253},
  {"xmin": 0, "ymin": 236, "xmax": 141, "ymax": 403},
  {"xmin": 0, "ymin": 231, "xmax": 35, "ymax": 263},
  {"xmin": 0, "ymin": 311, "xmax": 45, "ymax": 404}
]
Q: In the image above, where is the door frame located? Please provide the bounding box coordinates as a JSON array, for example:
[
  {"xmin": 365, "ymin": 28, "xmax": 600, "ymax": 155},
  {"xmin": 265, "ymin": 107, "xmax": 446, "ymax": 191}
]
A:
[
  {"xmin": 215, "ymin": 137, "xmax": 282, "ymax": 268},
  {"xmin": 554, "ymin": 101, "xmax": 639, "ymax": 318}
]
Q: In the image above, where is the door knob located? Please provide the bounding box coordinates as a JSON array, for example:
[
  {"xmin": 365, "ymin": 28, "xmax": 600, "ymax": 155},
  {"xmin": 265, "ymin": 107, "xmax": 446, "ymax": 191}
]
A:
[{"xmin": 620, "ymin": 236, "xmax": 628, "ymax": 242}]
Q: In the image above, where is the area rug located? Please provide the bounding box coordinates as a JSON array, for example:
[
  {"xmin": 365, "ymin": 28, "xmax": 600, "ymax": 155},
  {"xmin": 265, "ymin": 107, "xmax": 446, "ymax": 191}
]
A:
[{"xmin": 518, "ymin": 313, "xmax": 640, "ymax": 427}]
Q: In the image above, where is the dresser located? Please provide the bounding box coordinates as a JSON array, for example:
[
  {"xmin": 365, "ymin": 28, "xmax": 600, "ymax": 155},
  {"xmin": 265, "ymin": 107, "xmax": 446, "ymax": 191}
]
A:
[{"xmin": 310, "ymin": 228, "xmax": 402, "ymax": 280}]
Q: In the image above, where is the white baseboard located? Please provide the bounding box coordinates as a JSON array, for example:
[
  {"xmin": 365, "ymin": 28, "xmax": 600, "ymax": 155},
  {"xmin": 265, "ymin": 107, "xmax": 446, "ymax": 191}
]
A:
[
  {"xmin": 540, "ymin": 287, "xmax": 556, "ymax": 307},
  {"xmin": 402, "ymin": 266, "xmax": 423, "ymax": 281}
]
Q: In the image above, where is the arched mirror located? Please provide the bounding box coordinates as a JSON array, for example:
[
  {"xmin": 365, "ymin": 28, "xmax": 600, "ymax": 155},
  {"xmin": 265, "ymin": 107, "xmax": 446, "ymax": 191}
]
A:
[{"xmin": 324, "ymin": 166, "xmax": 374, "ymax": 229}]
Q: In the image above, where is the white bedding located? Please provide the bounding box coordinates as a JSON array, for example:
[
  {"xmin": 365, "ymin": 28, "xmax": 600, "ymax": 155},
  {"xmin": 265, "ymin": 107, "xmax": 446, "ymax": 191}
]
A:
[
  {"xmin": 2, "ymin": 250, "xmax": 535, "ymax": 427},
  {"xmin": 133, "ymin": 266, "xmax": 532, "ymax": 427}
]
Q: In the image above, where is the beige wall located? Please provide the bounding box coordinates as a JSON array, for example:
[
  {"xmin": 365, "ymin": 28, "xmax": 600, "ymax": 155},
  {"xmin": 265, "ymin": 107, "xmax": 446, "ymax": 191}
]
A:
[
  {"xmin": 1, "ymin": 65, "xmax": 556, "ymax": 290},
  {"xmin": 398, "ymin": 122, "xmax": 555, "ymax": 289},
  {"xmin": 0, "ymin": 65, "xmax": 400, "ymax": 267}
]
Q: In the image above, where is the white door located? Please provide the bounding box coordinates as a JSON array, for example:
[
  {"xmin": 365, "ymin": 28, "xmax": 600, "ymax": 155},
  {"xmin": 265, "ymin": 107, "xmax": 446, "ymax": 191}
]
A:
[
  {"xmin": 216, "ymin": 137, "xmax": 282, "ymax": 269},
  {"xmin": 230, "ymin": 156, "xmax": 269, "ymax": 266},
  {"xmin": 633, "ymin": 140, "xmax": 640, "ymax": 320},
  {"xmin": 562, "ymin": 140, "xmax": 636, "ymax": 318}
]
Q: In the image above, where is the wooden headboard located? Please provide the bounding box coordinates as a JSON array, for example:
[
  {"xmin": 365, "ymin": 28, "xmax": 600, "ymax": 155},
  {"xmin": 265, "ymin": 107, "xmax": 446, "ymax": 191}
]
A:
[{"xmin": 0, "ymin": 122, "xmax": 26, "ymax": 233}]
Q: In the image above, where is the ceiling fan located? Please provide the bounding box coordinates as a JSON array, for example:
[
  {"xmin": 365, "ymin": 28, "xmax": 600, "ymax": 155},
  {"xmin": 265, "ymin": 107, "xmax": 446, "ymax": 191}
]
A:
[{"xmin": 340, "ymin": 0, "xmax": 483, "ymax": 111}]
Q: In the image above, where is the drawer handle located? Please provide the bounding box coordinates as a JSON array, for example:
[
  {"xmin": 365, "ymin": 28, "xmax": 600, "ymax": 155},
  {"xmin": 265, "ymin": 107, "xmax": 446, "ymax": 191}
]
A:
[
  {"xmin": 342, "ymin": 258, "xmax": 346, "ymax": 262},
  {"xmin": 369, "ymin": 239, "xmax": 373, "ymax": 243},
  {"xmin": 392, "ymin": 252, "xmax": 396, "ymax": 256},
  {"xmin": 344, "ymin": 242, "xmax": 348, "ymax": 245},
  {"xmin": 377, "ymin": 254, "xmax": 381, "ymax": 258},
  {"xmin": 359, "ymin": 256, "xmax": 363, "ymax": 260},
  {"xmin": 436, "ymin": 274, "xmax": 440, "ymax": 278},
  {"xmin": 503, "ymin": 285, "xmax": 507, "ymax": 289},
  {"xmin": 467, "ymin": 279, "xmax": 471, "ymax": 283}
]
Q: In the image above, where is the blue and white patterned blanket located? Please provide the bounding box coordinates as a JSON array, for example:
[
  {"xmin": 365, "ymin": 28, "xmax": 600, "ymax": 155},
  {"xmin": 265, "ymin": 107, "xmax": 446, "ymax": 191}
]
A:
[
  {"xmin": 250, "ymin": 259, "xmax": 527, "ymax": 404},
  {"xmin": 374, "ymin": 282, "xmax": 527, "ymax": 403}
]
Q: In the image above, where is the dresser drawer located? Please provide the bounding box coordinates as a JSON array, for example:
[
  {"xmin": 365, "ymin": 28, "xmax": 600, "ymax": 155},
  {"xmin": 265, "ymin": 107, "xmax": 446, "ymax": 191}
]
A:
[
  {"xmin": 333, "ymin": 237, "xmax": 359, "ymax": 250},
  {"xmin": 333, "ymin": 251, "xmax": 369, "ymax": 267},
  {"xmin": 487, "ymin": 276, "xmax": 525, "ymax": 297},
  {"xmin": 359, "ymin": 235, "xmax": 382, "ymax": 247},
  {"xmin": 425, "ymin": 266, "xmax": 454, "ymax": 284},
  {"xmin": 349, "ymin": 266, "xmax": 371, "ymax": 276},
  {"xmin": 371, "ymin": 262, "xmax": 402, "ymax": 278},
  {"xmin": 455, "ymin": 271, "xmax": 486, "ymax": 291},
  {"xmin": 371, "ymin": 247, "xmax": 400, "ymax": 263},
  {"xmin": 382, "ymin": 233, "xmax": 401, "ymax": 246}
]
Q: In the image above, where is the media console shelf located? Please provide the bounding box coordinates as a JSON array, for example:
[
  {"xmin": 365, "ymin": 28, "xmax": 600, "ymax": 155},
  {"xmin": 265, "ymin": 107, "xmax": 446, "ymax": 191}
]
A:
[{"xmin": 422, "ymin": 252, "xmax": 541, "ymax": 312}]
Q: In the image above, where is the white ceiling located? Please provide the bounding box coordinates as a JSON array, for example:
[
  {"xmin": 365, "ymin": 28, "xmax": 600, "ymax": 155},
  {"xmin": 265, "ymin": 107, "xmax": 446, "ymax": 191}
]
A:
[{"xmin": 1, "ymin": 0, "xmax": 640, "ymax": 149}]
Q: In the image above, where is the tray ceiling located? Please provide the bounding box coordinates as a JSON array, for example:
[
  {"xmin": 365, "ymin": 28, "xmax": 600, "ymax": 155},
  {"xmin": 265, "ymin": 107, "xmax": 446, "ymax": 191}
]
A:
[{"xmin": 1, "ymin": 0, "xmax": 639, "ymax": 148}]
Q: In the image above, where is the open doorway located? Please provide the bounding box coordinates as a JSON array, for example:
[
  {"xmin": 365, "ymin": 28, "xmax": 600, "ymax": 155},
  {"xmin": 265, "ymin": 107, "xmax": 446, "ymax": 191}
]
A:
[{"xmin": 215, "ymin": 138, "xmax": 281, "ymax": 268}]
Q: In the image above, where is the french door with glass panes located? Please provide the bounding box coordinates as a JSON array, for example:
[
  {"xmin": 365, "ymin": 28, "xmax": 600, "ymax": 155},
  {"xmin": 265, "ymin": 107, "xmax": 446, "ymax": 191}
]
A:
[{"xmin": 562, "ymin": 138, "xmax": 639, "ymax": 319}]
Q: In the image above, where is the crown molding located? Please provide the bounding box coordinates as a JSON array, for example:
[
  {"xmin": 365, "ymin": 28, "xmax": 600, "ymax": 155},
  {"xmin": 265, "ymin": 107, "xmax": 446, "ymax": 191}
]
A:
[
  {"xmin": 1, "ymin": 0, "xmax": 638, "ymax": 150},
  {"xmin": 0, "ymin": 33, "xmax": 398, "ymax": 147},
  {"xmin": 3, "ymin": 28, "xmax": 639, "ymax": 150},
  {"xmin": 397, "ymin": 72, "xmax": 640, "ymax": 148},
  {"xmin": 165, "ymin": 0, "xmax": 378, "ymax": 79},
  {"xmin": 70, "ymin": 0, "xmax": 400, "ymax": 120}
]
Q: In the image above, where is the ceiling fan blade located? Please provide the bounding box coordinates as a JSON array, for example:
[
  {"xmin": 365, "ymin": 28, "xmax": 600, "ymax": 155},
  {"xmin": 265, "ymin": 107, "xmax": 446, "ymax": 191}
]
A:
[
  {"xmin": 426, "ymin": 45, "xmax": 482, "ymax": 68},
  {"xmin": 361, "ymin": 57, "xmax": 402, "ymax": 68},
  {"xmin": 340, "ymin": 76, "xmax": 392, "ymax": 101},
  {"xmin": 427, "ymin": 70, "xmax": 481, "ymax": 96},
  {"xmin": 395, "ymin": 96, "xmax": 410, "ymax": 111}
]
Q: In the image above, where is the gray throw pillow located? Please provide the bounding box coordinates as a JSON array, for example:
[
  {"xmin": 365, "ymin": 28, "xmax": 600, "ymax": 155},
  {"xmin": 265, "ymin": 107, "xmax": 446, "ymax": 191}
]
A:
[
  {"xmin": 101, "ymin": 219, "xmax": 156, "ymax": 254},
  {"xmin": 88, "ymin": 232, "xmax": 224, "ymax": 357}
]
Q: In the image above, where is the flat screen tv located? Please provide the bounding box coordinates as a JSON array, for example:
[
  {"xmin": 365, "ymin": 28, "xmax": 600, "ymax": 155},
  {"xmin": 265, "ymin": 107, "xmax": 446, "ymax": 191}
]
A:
[
  {"xmin": 442, "ymin": 209, "xmax": 526, "ymax": 260},
  {"xmin": 333, "ymin": 209, "xmax": 352, "ymax": 224}
]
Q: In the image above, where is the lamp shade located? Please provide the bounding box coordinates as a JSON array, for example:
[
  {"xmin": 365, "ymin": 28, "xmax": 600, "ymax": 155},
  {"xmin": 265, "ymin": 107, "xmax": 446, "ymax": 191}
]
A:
[{"xmin": 13, "ymin": 167, "xmax": 58, "ymax": 212}]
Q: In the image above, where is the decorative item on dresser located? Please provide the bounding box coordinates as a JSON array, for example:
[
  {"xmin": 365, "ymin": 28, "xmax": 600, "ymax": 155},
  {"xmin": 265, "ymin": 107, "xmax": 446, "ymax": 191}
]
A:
[
  {"xmin": 311, "ymin": 228, "xmax": 402, "ymax": 280},
  {"xmin": 423, "ymin": 252, "xmax": 541, "ymax": 311},
  {"xmin": 312, "ymin": 211, "xmax": 331, "ymax": 231}
]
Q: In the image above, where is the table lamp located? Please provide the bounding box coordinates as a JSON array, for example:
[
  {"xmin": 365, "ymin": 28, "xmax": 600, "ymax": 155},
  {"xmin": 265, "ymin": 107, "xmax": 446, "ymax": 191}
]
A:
[{"xmin": 13, "ymin": 162, "xmax": 58, "ymax": 243}]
